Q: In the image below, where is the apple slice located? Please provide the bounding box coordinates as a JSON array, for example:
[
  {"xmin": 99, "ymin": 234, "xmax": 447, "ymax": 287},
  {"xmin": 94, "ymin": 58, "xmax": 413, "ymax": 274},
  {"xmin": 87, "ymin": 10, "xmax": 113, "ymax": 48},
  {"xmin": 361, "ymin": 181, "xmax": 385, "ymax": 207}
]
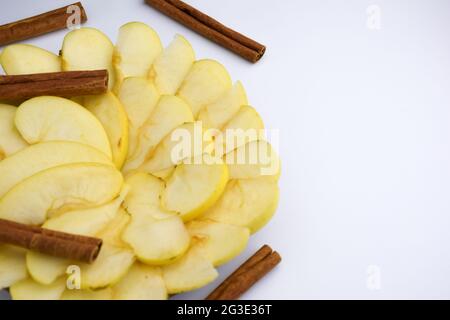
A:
[
  {"xmin": 96, "ymin": 208, "xmax": 131, "ymax": 248},
  {"xmin": 200, "ymin": 176, "xmax": 279, "ymax": 234},
  {"xmin": 15, "ymin": 96, "xmax": 112, "ymax": 158},
  {"xmin": 163, "ymin": 243, "xmax": 218, "ymax": 294},
  {"xmin": 0, "ymin": 163, "xmax": 123, "ymax": 225},
  {"xmin": 0, "ymin": 245, "xmax": 27, "ymax": 290},
  {"xmin": 122, "ymin": 212, "xmax": 190, "ymax": 265},
  {"xmin": 78, "ymin": 243, "xmax": 135, "ymax": 289},
  {"xmin": 0, "ymin": 104, "xmax": 27, "ymax": 160},
  {"xmin": 0, "ymin": 44, "xmax": 61, "ymax": 75},
  {"xmin": 217, "ymin": 105, "xmax": 265, "ymax": 157},
  {"xmin": 123, "ymin": 172, "xmax": 173, "ymax": 220},
  {"xmin": 26, "ymin": 190, "xmax": 128, "ymax": 285},
  {"xmin": 124, "ymin": 95, "xmax": 194, "ymax": 173},
  {"xmin": 61, "ymin": 288, "xmax": 113, "ymax": 300},
  {"xmin": 197, "ymin": 81, "xmax": 248, "ymax": 130},
  {"xmin": 224, "ymin": 140, "xmax": 281, "ymax": 180},
  {"xmin": 83, "ymin": 92, "xmax": 129, "ymax": 168},
  {"xmin": 113, "ymin": 263, "xmax": 167, "ymax": 300},
  {"xmin": 118, "ymin": 77, "xmax": 160, "ymax": 156},
  {"xmin": 114, "ymin": 22, "xmax": 162, "ymax": 90},
  {"xmin": 61, "ymin": 27, "xmax": 115, "ymax": 89},
  {"xmin": 139, "ymin": 122, "xmax": 212, "ymax": 174},
  {"xmin": 149, "ymin": 34, "xmax": 195, "ymax": 95},
  {"xmin": 0, "ymin": 141, "xmax": 111, "ymax": 198},
  {"xmin": 187, "ymin": 221, "xmax": 250, "ymax": 266},
  {"xmin": 162, "ymin": 154, "xmax": 229, "ymax": 221},
  {"xmin": 9, "ymin": 277, "xmax": 66, "ymax": 300},
  {"xmin": 177, "ymin": 59, "xmax": 232, "ymax": 117}
]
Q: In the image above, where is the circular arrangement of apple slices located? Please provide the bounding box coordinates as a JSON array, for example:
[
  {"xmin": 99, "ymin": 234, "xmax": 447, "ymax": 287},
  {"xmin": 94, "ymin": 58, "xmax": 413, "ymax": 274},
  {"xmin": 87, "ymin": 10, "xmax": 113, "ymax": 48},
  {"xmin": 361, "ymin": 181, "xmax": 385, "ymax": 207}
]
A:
[{"xmin": 0, "ymin": 22, "xmax": 280, "ymax": 300}]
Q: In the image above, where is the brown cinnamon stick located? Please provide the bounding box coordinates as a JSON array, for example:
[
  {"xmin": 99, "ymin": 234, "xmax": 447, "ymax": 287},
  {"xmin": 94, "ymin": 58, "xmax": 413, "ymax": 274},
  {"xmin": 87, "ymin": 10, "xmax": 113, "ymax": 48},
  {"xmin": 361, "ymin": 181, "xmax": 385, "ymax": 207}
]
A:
[
  {"xmin": 145, "ymin": 0, "xmax": 266, "ymax": 63},
  {"xmin": 0, "ymin": 218, "xmax": 102, "ymax": 263},
  {"xmin": 0, "ymin": 70, "xmax": 108, "ymax": 101},
  {"xmin": 206, "ymin": 245, "xmax": 281, "ymax": 300},
  {"xmin": 0, "ymin": 2, "xmax": 87, "ymax": 46}
]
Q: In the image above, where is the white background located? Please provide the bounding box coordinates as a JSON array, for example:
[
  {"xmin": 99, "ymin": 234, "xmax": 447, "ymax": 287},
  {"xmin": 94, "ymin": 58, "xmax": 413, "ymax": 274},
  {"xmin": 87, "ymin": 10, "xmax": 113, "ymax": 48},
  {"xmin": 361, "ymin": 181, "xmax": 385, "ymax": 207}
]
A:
[{"xmin": 2, "ymin": 0, "xmax": 450, "ymax": 300}]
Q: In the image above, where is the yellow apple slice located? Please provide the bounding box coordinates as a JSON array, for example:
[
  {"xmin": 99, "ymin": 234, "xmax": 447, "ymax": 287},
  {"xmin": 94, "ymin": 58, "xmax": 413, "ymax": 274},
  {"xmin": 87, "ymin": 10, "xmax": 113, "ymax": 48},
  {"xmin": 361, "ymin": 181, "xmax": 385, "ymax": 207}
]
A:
[
  {"xmin": 118, "ymin": 77, "xmax": 160, "ymax": 156},
  {"xmin": 162, "ymin": 154, "xmax": 229, "ymax": 221},
  {"xmin": 177, "ymin": 59, "xmax": 232, "ymax": 117},
  {"xmin": 61, "ymin": 288, "xmax": 113, "ymax": 300},
  {"xmin": 197, "ymin": 81, "xmax": 248, "ymax": 130},
  {"xmin": 114, "ymin": 22, "xmax": 162, "ymax": 90},
  {"xmin": 15, "ymin": 96, "xmax": 112, "ymax": 158},
  {"xmin": 122, "ymin": 212, "xmax": 190, "ymax": 265},
  {"xmin": 124, "ymin": 95, "xmax": 194, "ymax": 173},
  {"xmin": 0, "ymin": 141, "xmax": 111, "ymax": 198},
  {"xmin": 139, "ymin": 122, "xmax": 212, "ymax": 174},
  {"xmin": 0, "ymin": 104, "xmax": 27, "ymax": 160},
  {"xmin": 201, "ymin": 176, "xmax": 279, "ymax": 234},
  {"xmin": 217, "ymin": 105, "xmax": 265, "ymax": 157},
  {"xmin": 96, "ymin": 208, "xmax": 131, "ymax": 248},
  {"xmin": 0, "ymin": 44, "xmax": 61, "ymax": 75},
  {"xmin": 224, "ymin": 140, "xmax": 281, "ymax": 180},
  {"xmin": 0, "ymin": 245, "xmax": 27, "ymax": 290},
  {"xmin": 26, "ymin": 190, "xmax": 128, "ymax": 285},
  {"xmin": 187, "ymin": 221, "xmax": 250, "ymax": 267},
  {"xmin": 149, "ymin": 34, "xmax": 195, "ymax": 95},
  {"xmin": 79, "ymin": 244, "xmax": 135, "ymax": 289},
  {"xmin": 123, "ymin": 172, "xmax": 173, "ymax": 219},
  {"xmin": 0, "ymin": 163, "xmax": 123, "ymax": 225},
  {"xmin": 113, "ymin": 263, "xmax": 167, "ymax": 300},
  {"xmin": 163, "ymin": 244, "xmax": 218, "ymax": 294},
  {"xmin": 61, "ymin": 27, "xmax": 115, "ymax": 89},
  {"xmin": 10, "ymin": 277, "xmax": 66, "ymax": 300},
  {"xmin": 83, "ymin": 92, "xmax": 129, "ymax": 168}
]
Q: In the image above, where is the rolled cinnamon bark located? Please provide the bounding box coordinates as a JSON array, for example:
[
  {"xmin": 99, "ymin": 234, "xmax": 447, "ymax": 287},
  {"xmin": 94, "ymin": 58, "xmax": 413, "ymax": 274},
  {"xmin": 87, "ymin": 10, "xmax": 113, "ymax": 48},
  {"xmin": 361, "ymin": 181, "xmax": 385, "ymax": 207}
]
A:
[
  {"xmin": 0, "ymin": 2, "xmax": 87, "ymax": 46},
  {"xmin": 0, "ymin": 218, "xmax": 102, "ymax": 263},
  {"xmin": 145, "ymin": 0, "xmax": 266, "ymax": 63},
  {"xmin": 0, "ymin": 70, "xmax": 108, "ymax": 101}
]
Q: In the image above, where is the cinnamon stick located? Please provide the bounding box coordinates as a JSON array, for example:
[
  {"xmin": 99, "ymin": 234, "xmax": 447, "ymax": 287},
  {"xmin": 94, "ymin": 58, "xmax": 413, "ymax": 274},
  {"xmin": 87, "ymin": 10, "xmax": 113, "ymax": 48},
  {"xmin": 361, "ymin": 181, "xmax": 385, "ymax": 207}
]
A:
[
  {"xmin": 206, "ymin": 245, "xmax": 281, "ymax": 300},
  {"xmin": 0, "ymin": 218, "xmax": 102, "ymax": 263},
  {"xmin": 0, "ymin": 70, "xmax": 108, "ymax": 101},
  {"xmin": 145, "ymin": 0, "xmax": 266, "ymax": 63},
  {"xmin": 0, "ymin": 2, "xmax": 87, "ymax": 46}
]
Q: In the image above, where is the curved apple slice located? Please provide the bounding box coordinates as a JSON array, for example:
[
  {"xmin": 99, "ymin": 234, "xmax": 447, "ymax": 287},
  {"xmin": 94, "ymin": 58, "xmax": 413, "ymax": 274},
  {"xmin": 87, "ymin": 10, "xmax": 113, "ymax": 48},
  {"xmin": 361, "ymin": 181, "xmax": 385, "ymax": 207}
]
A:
[
  {"xmin": 200, "ymin": 176, "xmax": 279, "ymax": 234},
  {"xmin": 139, "ymin": 122, "xmax": 212, "ymax": 175},
  {"xmin": 197, "ymin": 81, "xmax": 248, "ymax": 130},
  {"xmin": 15, "ymin": 96, "xmax": 112, "ymax": 158},
  {"xmin": 113, "ymin": 263, "xmax": 167, "ymax": 300},
  {"xmin": 187, "ymin": 221, "xmax": 250, "ymax": 267},
  {"xmin": 118, "ymin": 77, "xmax": 160, "ymax": 156},
  {"xmin": 149, "ymin": 34, "xmax": 195, "ymax": 95},
  {"xmin": 61, "ymin": 288, "xmax": 113, "ymax": 300},
  {"xmin": 83, "ymin": 92, "xmax": 129, "ymax": 168},
  {"xmin": 0, "ymin": 44, "xmax": 61, "ymax": 75},
  {"xmin": 122, "ymin": 212, "xmax": 190, "ymax": 265},
  {"xmin": 177, "ymin": 59, "xmax": 232, "ymax": 117},
  {"xmin": 162, "ymin": 154, "xmax": 229, "ymax": 222},
  {"xmin": 224, "ymin": 140, "xmax": 281, "ymax": 180},
  {"xmin": 124, "ymin": 172, "xmax": 173, "ymax": 219},
  {"xmin": 114, "ymin": 22, "xmax": 162, "ymax": 90},
  {"xmin": 10, "ymin": 277, "xmax": 66, "ymax": 300},
  {"xmin": 124, "ymin": 95, "xmax": 194, "ymax": 173},
  {"xmin": 0, "ymin": 141, "xmax": 111, "ymax": 198},
  {"xmin": 26, "ymin": 191, "xmax": 128, "ymax": 285},
  {"xmin": 0, "ymin": 163, "xmax": 123, "ymax": 225},
  {"xmin": 162, "ymin": 244, "xmax": 218, "ymax": 294},
  {"xmin": 61, "ymin": 27, "xmax": 115, "ymax": 89},
  {"xmin": 216, "ymin": 105, "xmax": 265, "ymax": 157},
  {"xmin": 0, "ymin": 245, "xmax": 27, "ymax": 290},
  {"xmin": 0, "ymin": 104, "xmax": 27, "ymax": 160}
]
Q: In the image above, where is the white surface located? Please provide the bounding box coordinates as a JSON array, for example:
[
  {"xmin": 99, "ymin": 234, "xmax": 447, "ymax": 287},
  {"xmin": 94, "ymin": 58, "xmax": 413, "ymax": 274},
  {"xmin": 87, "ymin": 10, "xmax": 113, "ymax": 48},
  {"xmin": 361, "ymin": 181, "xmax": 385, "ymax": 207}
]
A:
[{"xmin": 2, "ymin": 0, "xmax": 450, "ymax": 300}]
